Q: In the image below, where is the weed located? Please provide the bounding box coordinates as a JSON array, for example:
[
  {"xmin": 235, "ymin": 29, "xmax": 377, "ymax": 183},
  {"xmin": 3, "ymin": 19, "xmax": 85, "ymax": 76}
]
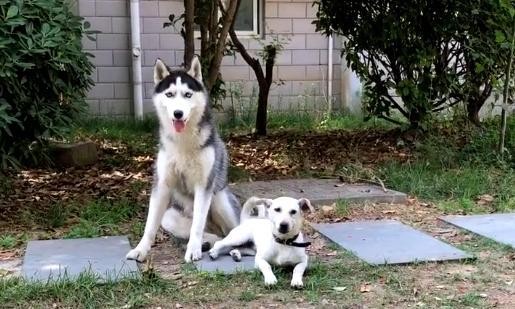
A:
[{"xmin": 0, "ymin": 234, "xmax": 17, "ymax": 249}]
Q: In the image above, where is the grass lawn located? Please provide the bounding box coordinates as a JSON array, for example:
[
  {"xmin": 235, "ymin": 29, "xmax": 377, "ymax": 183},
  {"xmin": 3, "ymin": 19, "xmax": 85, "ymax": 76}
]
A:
[{"xmin": 0, "ymin": 113, "xmax": 514, "ymax": 308}]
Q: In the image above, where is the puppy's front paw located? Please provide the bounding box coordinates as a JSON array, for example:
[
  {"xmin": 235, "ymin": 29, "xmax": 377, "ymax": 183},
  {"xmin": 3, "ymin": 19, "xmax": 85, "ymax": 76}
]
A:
[
  {"xmin": 184, "ymin": 240, "xmax": 202, "ymax": 263},
  {"xmin": 126, "ymin": 246, "xmax": 149, "ymax": 262},
  {"xmin": 290, "ymin": 277, "xmax": 304, "ymax": 289},
  {"xmin": 208, "ymin": 248, "xmax": 219, "ymax": 260},
  {"xmin": 229, "ymin": 249, "xmax": 241, "ymax": 262},
  {"xmin": 264, "ymin": 274, "xmax": 278, "ymax": 286}
]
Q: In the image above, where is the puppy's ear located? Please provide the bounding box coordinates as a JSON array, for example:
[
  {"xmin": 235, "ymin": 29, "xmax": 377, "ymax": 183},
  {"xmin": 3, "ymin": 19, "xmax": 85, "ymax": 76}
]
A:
[
  {"xmin": 262, "ymin": 199, "xmax": 273, "ymax": 209},
  {"xmin": 154, "ymin": 58, "xmax": 170, "ymax": 85},
  {"xmin": 298, "ymin": 198, "xmax": 314, "ymax": 213},
  {"xmin": 187, "ymin": 56, "xmax": 203, "ymax": 82}
]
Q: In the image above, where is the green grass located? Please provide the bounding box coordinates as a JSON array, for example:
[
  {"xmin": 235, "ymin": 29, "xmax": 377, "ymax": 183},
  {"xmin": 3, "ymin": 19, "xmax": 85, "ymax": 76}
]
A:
[
  {"xmin": 0, "ymin": 271, "xmax": 177, "ymax": 308},
  {"xmin": 0, "ymin": 234, "xmax": 17, "ymax": 249},
  {"xmin": 65, "ymin": 199, "xmax": 141, "ymax": 239}
]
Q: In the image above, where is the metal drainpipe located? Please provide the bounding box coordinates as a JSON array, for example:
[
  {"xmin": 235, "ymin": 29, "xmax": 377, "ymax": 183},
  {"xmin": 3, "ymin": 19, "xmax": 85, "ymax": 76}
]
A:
[
  {"xmin": 327, "ymin": 34, "xmax": 334, "ymax": 116},
  {"xmin": 130, "ymin": 0, "xmax": 143, "ymax": 120}
]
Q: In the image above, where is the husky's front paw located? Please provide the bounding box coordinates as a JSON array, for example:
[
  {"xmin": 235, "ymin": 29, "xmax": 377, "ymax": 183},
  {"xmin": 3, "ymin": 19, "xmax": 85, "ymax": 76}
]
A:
[
  {"xmin": 264, "ymin": 274, "xmax": 278, "ymax": 286},
  {"xmin": 290, "ymin": 277, "xmax": 304, "ymax": 289},
  {"xmin": 185, "ymin": 240, "xmax": 202, "ymax": 263},
  {"xmin": 126, "ymin": 245, "xmax": 150, "ymax": 262}
]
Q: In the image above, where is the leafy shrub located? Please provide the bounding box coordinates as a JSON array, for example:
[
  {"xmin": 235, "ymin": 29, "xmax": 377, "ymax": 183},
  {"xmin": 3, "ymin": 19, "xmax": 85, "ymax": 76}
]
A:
[
  {"xmin": 0, "ymin": 0, "xmax": 94, "ymax": 168},
  {"xmin": 314, "ymin": 0, "xmax": 514, "ymax": 128}
]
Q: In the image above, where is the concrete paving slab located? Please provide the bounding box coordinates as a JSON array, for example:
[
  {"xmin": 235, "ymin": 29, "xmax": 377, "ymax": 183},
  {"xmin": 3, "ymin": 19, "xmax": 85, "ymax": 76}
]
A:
[
  {"xmin": 194, "ymin": 254, "xmax": 255, "ymax": 274},
  {"xmin": 23, "ymin": 236, "xmax": 139, "ymax": 282},
  {"xmin": 230, "ymin": 178, "xmax": 407, "ymax": 206},
  {"xmin": 440, "ymin": 213, "xmax": 515, "ymax": 247},
  {"xmin": 312, "ymin": 220, "xmax": 473, "ymax": 265}
]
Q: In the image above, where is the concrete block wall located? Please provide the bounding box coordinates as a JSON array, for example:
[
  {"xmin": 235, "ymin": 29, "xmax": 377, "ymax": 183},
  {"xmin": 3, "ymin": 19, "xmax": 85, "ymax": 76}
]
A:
[{"xmin": 79, "ymin": 0, "xmax": 342, "ymax": 116}]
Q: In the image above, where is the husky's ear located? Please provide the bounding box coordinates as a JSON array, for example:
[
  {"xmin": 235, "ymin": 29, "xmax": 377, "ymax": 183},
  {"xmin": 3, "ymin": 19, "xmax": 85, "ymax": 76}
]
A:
[
  {"xmin": 154, "ymin": 58, "xmax": 170, "ymax": 85},
  {"xmin": 298, "ymin": 198, "xmax": 315, "ymax": 213},
  {"xmin": 187, "ymin": 56, "xmax": 203, "ymax": 82}
]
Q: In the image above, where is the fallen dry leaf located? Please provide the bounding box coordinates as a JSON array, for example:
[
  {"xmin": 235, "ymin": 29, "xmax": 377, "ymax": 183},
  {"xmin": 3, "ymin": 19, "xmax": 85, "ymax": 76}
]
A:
[{"xmin": 360, "ymin": 283, "xmax": 372, "ymax": 293}]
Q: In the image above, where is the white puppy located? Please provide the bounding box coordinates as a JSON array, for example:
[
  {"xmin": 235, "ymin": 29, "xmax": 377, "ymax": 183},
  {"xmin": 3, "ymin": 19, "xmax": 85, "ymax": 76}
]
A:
[{"xmin": 208, "ymin": 196, "xmax": 314, "ymax": 288}]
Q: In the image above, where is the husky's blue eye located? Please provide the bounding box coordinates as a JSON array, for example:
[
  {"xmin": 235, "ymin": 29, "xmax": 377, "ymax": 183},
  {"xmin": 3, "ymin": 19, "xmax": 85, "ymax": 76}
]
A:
[
  {"xmin": 165, "ymin": 92, "xmax": 174, "ymax": 98},
  {"xmin": 274, "ymin": 207, "xmax": 281, "ymax": 212},
  {"xmin": 184, "ymin": 92, "xmax": 192, "ymax": 98}
]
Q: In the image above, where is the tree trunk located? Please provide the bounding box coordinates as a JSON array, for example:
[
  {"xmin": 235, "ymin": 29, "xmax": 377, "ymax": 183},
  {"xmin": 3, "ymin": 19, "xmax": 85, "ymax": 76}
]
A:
[
  {"xmin": 255, "ymin": 83, "xmax": 270, "ymax": 135},
  {"xmin": 467, "ymin": 99, "xmax": 482, "ymax": 127},
  {"xmin": 183, "ymin": 0, "xmax": 195, "ymax": 67}
]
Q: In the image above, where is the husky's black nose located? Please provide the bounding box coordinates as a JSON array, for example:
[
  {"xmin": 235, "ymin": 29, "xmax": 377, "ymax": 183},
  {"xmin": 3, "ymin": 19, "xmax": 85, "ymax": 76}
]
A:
[
  {"xmin": 173, "ymin": 110, "xmax": 184, "ymax": 119},
  {"xmin": 279, "ymin": 223, "xmax": 289, "ymax": 234}
]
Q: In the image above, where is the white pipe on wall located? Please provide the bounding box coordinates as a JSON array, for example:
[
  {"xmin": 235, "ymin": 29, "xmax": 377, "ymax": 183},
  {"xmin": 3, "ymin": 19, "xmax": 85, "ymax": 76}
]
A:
[
  {"xmin": 130, "ymin": 0, "xmax": 143, "ymax": 120},
  {"xmin": 327, "ymin": 34, "xmax": 334, "ymax": 115}
]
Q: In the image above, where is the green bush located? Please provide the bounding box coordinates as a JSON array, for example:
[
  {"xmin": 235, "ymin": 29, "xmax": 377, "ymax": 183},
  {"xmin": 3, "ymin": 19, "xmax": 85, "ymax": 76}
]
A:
[
  {"xmin": 314, "ymin": 0, "xmax": 514, "ymax": 128},
  {"xmin": 0, "ymin": 0, "xmax": 94, "ymax": 168}
]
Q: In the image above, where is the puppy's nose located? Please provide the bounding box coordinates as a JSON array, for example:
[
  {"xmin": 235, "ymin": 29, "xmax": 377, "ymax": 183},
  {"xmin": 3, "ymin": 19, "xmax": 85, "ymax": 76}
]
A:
[
  {"xmin": 173, "ymin": 110, "xmax": 184, "ymax": 120},
  {"xmin": 278, "ymin": 222, "xmax": 289, "ymax": 234}
]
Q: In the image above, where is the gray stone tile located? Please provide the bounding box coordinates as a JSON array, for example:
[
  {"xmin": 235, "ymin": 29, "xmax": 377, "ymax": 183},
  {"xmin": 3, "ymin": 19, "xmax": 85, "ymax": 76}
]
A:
[
  {"xmin": 23, "ymin": 236, "xmax": 139, "ymax": 282},
  {"xmin": 194, "ymin": 254, "xmax": 255, "ymax": 274},
  {"xmin": 312, "ymin": 220, "xmax": 473, "ymax": 265},
  {"xmin": 230, "ymin": 178, "xmax": 407, "ymax": 206},
  {"xmin": 440, "ymin": 213, "xmax": 515, "ymax": 247}
]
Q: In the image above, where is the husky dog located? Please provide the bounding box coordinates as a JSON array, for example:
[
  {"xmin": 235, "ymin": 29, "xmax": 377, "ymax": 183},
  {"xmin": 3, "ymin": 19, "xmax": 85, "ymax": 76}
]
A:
[
  {"xmin": 209, "ymin": 196, "xmax": 314, "ymax": 288},
  {"xmin": 126, "ymin": 57, "xmax": 240, "ymax": 263}
]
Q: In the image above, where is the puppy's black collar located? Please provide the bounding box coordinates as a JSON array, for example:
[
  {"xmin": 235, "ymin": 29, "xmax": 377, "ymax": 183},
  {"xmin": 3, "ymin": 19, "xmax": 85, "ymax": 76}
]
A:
[{"xmin": 274, "ymin": 233, "xmax": 311, "ymax": 248}]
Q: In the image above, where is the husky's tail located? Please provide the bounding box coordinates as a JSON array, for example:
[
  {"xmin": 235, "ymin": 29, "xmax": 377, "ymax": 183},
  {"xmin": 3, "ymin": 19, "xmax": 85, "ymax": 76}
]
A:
[{"xmin": 240, "ymin": 196, "xmax": 269, "ymax": 222}]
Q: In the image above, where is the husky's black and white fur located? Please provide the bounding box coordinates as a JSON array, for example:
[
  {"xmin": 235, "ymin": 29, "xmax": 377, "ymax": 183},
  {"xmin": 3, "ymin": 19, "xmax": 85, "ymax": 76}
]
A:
[{"xmin": 126, "ymin": 57, "xmax": 240, "ymax": 263}]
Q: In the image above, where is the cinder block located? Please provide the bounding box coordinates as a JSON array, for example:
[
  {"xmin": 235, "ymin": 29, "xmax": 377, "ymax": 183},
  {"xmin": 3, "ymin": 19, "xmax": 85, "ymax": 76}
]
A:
[
  {"xmin": 265, "ymin": 2, "xmax": 278, "ymax": 17},
  {"xmin": 320, "ymin": 50, "xmax": 342, "ymax": 65},
  {"xmin": 266, "ymin": 18, "xmax": 292, "ymax": 33},
  {"xmin": 139, "ymin": 1, "xmax": 158, "ymax": 17},
  {"xmin": 51, "ymin": 142, "xmax": 98, "ymax": 167},
  {"xmin": 276, "ymin": 50, "xmax": 292, "ymax": 65},
  {"xmin": 158, "ymin": 1, "xmax": 184, "ymax": 17},
  {"xmin": 89, "ymin": 50, "xmax": 113, "ymax": 66},
  {"xmin": 95, "ymin": 1, "xmax": 127, "ymax": 17},
  {"xmin": 175, "ymin": 51, "xmax": 185, "ymax": 67},
  {"xmin": 292, "ymin": 19, "xmax": 316, "ymax": 33},
  {"xmin": 143, "ymin": 50, "xmax": 174, "ymax": 66},
  {"xmin": 305, "ymin": 65, "xmax": 326, "ymax": 80},
  {"xmin": 286, "ymin": 34, "xmax": 306, "ymax": 49},
  {"xmin": 97, "ymin": 34, "xmax": 129, "ymax": 50},
  {"xmin": 88, "ymin": 83, "xmax": 114, "ymax": 99},
  {"xmin": 306, "ymin": 1, "xmax": 318, "ymax": 18},
  {"xmin": 143, "ymin": 17, "xmax": 171, "ymax": 34},
  {"xmin": 292, "ymin": 50, "xmax": 319, "ymax": 65},
  {"xmin": 270, "ymin": 81, "xmax": 292, "ymax": 96},
  {"xmin": 112, "ymin": 17, "xmax": 130, "ymax": 33},
  {"xmin": 98, "ymin": 67, "xmax": 130, "ymax": 82},
  {"xmin": 144, "ymin": 82, "xmax": 155, "ymax": 99},
  {"xmin": 84, "ymin": 17, "xmax": 111, "ymax": 33},
  {"xmin": 292, "ymin": 80, "xmax": 323, "ymax": 96},
  {"xmin": 86, "ymin": 99, "xmax": 100, "ymax": 114},
  {"xmin": 81, "ymin": 35, "xmax": 96, "ymax": 50},
  {"xmin": 159, "ymin": 34, "xmax": 183, "ymax": 49},
  {"xmin": 113, "ymin": 50, "xmax": 131, "ymax": 66},
  {"xmin": 90, "ymin": 67, "xmax": 98, "ymax": 82},
  {"xmin": 114, "ymin": 83, "xmax": 131, "ymax": 99},
  {"xmin": 78, "ymin": 0, "xmax": 95, "ymax": 16},
  {"xmin": 141, "ymin": 34, "xmax": 160, "ymax": 49},
  {"xmin": 306, "ymin": 34, "xmax": 328, "ymax": 49},
  {"xmin": 99, "ymin": 99, "xmax": 132, "ymax": 115},
  {"xmin": 142, "ymin": 66, "xmax": 154, "ymax": 82},
  {"xmin": 220, "ymin": 66, "xmax": 250, "ymax": 81},
  {"xmin": 278, "ymin": 3, "xmax": 306, "ymax": 18},
  {"xmin": 277, "ymin": 65, "xmax": 305, "ymax": 81}
]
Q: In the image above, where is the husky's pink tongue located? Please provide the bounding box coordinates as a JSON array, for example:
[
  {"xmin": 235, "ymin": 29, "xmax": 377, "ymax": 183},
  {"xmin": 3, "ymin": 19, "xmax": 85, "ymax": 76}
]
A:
[{"xmin": 173, "ymin": 120, "xmax": 186, "ymax": 133}]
